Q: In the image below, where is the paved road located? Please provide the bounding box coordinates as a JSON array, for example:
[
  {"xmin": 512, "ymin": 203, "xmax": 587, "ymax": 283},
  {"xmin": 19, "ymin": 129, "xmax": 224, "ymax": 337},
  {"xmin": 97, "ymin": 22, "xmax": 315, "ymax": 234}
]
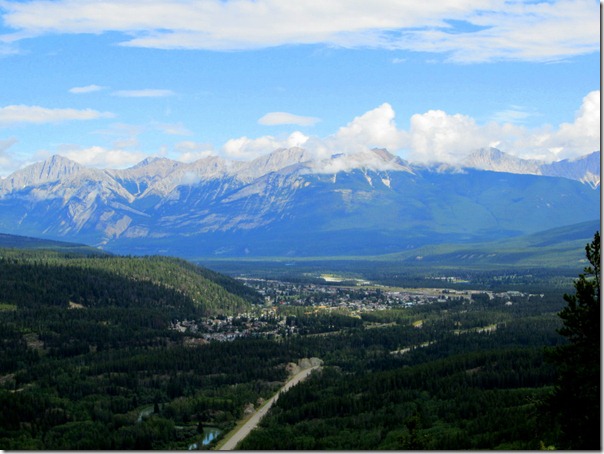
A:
[{"xmin": 218, "ymin": 366, "xmax": 320, "ymax": 450}]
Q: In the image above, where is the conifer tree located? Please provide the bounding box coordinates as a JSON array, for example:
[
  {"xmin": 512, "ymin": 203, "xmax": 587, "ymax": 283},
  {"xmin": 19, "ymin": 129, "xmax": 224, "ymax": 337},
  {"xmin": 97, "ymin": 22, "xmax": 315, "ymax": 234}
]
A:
[{"xmin": 547, "ymin": 231, "xmax": 600, "ymax": 450}]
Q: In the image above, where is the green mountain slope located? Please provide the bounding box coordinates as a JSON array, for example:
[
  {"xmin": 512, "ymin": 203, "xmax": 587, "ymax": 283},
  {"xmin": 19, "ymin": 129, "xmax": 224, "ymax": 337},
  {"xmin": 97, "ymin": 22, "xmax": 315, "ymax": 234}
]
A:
[
  {"xmin": 0, "ymin": 248, "xmax": 287, "ymax": 450},
  {"xmin": 0, "ymin": 249, "xmax": 258, "ymax": 315},
  {"xmin": 379, "ymin": 219, "xmax": 600, "ymax": 269},
  {"xmin": 0, "ymin": 232, "xmax": 107, "ymax": 255}
]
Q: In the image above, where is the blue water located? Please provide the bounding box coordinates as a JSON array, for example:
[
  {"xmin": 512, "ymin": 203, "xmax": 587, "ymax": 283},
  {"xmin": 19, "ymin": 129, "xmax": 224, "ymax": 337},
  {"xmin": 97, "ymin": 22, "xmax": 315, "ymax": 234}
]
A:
[{"xmin": 188, "ymin": 427, "xmax": 221, "ymax": 450}]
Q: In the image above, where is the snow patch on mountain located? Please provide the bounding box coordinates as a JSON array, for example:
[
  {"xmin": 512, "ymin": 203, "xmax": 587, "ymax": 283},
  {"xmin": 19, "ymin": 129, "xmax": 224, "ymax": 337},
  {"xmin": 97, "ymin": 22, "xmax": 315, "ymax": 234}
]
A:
[{"xmin": 307, "ymin": 148, "xmax": 413, "ymax": 175}]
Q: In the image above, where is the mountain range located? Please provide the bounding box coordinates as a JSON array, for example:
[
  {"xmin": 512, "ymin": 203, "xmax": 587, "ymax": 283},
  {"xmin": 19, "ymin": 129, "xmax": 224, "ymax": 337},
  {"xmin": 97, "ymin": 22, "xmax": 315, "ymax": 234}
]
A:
[{"xmin": 0, "ymin": 147, "xmax": 599, "ymax": 259}]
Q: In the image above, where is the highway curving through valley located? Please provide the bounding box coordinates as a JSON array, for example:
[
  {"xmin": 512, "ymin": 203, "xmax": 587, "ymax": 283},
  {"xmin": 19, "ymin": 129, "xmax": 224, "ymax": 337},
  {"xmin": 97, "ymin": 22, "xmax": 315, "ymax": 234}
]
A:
[{"xmin": 217, "ymin": 365, "xmax": 320, "ymax": 450}]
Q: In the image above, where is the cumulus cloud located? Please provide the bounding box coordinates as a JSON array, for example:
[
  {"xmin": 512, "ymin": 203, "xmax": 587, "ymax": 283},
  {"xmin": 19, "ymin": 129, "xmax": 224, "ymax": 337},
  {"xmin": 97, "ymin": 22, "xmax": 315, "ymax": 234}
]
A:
[
  {"xmin": 223, "ymin": 131, "xmax": 309, "ymax": 160},
  {"xmin": 57, "ymin": 145, "xmax": 147, "ymax": 169},
  {"xmin": 549, "ymin": 90, "xmax": 600, "ymax": 158},
  {"xmin": 0, "ymin": 0, "xmax": 597, "ymax": 62},
  {"xmin": 405, "ymin": 110, "xmax": 487, "ymax": 163},
  {"xmin": 0, "ymin": 105, "xmax": 114, "ymax": 125},
  {"xmin": 215, "ymin": 91, "xmax": 599, "ymax": 165},
  {"xmin": 112, "ymin": 89, "xmax": 175, "ymax": 98},
  {"xmin": 69, "ymin": 84, "xmax": 105, "ymax": 94},
  {"xmin": 3, "ymin": 91, "xmax": 596, "ymax": 174},
  {"xmin": 403, "ymin": 90, "xmax": 600, "ymax": 163},
  {"xmin": 258, "ymin": 112, "xmax": 320, "ymax": 126},
  {"xmin": 320, "ymin": 103, "xmax": 407, "ymax": 156},
  {"xmin": 171, "ymin": 141, "xmax": 216, "ymax": 162}
]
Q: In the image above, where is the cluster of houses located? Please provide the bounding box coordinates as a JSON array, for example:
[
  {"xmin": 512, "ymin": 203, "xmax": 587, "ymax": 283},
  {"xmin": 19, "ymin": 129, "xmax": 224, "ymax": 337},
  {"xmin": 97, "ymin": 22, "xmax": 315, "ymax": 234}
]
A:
[
  {"xmin": 169, "ymin": 278, "xmax": 540, "ymax": 342},
  {"xmin": 239, "ymin": 277, "xmax": 474, "ymax": 311},
  {"xmin": 170, "ymin": 311, "xmax": 293, "ymax": 342}
]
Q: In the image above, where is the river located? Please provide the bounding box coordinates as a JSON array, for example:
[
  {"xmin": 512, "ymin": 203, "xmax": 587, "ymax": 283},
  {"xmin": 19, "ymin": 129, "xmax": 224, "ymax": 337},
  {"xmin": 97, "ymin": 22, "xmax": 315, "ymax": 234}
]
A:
[{"xmin": 188, "ymin": 427, "xmax": 222, "ymax": 450}]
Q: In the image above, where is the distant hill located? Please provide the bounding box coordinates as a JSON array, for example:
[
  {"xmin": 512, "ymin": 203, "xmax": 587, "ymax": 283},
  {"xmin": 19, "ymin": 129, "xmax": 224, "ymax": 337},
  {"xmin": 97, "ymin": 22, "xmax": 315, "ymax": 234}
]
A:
[
  {"xmin": 0, "ymin": 248, "xmax": 260, "ymax": 315},
  {"xmin": 380, "ymin": 219, "xmax": 600, "ymax": 269},
  {"xmin": 0, "ymin": 232, "xmax": 106, "ymax": 254}
]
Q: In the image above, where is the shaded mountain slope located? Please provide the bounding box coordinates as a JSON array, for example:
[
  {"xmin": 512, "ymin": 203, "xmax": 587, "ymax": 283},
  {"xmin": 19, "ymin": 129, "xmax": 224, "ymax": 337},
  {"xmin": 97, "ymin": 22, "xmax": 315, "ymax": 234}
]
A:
[{"xmin": 0, "ymin": 249, "xmax": 258, "ymax": 315}]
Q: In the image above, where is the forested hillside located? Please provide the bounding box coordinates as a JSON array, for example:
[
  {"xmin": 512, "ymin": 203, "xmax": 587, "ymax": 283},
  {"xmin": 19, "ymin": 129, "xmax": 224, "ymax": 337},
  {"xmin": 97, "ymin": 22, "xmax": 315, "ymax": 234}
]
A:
[
  {"xmin": 0, "ymin": 249, "xmax": 257, "ymax": 315},
  {"xmin": 238, "ymin": 295, "xmax": 568, "ymax": 450},
  {"xmin": 0, "ymin": 233, "xmax": 106, "ymax": 255},
  {"xmin": 0, "ymin": 249, "xmax": 280, "ymax": 449},
  {"xmin": 0, "ymin": 243, "xmax": 595, "ymax": 449}
]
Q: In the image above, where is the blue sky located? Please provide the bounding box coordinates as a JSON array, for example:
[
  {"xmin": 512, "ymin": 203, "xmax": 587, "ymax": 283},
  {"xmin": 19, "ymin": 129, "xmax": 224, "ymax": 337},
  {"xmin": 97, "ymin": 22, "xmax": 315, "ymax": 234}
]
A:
[{"xmin": 0, "ymin": 0, "xmax": 599, "ymax": 175}]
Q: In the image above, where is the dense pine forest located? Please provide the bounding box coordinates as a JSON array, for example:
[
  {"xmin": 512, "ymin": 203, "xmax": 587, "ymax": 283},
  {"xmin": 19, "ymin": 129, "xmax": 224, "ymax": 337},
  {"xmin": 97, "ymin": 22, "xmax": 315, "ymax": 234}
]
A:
[{"xmin": 0, "ymin": 235, "xmax": 599, "ymax": 449}]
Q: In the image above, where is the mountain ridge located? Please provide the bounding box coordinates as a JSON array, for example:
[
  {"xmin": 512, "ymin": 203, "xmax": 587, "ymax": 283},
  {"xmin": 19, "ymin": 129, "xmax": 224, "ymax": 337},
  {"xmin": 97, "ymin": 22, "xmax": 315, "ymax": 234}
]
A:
[
  {"xmin": 0, "ymin": 147, "xmax": 599, "ymax": 259},
  {"xmin": 461, "ymin": 148, "xmax": 600, "ymax": 187}
]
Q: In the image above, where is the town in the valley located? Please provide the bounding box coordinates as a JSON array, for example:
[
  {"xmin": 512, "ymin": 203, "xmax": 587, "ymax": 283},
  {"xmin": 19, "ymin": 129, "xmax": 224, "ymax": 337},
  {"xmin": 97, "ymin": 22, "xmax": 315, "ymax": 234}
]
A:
[{"xmin": 170, "ymin": 276, "xmax": 542, "ymax": 342}]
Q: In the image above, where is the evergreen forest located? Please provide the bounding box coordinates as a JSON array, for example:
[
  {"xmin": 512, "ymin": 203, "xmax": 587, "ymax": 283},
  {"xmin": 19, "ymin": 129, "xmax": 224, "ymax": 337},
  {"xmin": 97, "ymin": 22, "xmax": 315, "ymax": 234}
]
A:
[{"xmin": 0, "ymin": 235, "xmax": 599, "ymax": 450}]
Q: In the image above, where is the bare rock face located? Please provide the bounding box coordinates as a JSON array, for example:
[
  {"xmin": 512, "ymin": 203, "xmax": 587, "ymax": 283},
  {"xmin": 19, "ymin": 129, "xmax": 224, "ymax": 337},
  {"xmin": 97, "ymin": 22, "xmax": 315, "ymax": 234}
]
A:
[
  {"xmin": 462, "ymin": 147, "xmax": 600, "ymax": 187},
  {"xmin": 462, "ymin": 147, "xmax": 543, "ymax": 175},
  {"xmin": 243, "ymin": 403, "xmax": 255, "ymax": 415},
  {"xmin": 298, "ymin": 357, "xmax": 323, "ymax": 369},
  {"xmin": 298, "ymin": 358, "xmax": 312, "ymax": 369},
  {"xmin": 0, "ymin": 147, "xmax": 598, "ymax": 258}
]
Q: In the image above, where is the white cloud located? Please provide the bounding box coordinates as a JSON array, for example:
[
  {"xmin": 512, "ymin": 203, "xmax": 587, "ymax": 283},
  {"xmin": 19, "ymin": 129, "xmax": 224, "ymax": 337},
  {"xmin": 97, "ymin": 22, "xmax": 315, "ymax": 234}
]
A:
[
  {"xmin": 58, "ymin": 145, "xmax": 147, "ymax": 169},
  {"xmin": 0, "ymin": 136, "xmax": 17, "ymax": 153},
  {"xmin": 544, "ymin": 90, "xmax": 600, "ymax": 159},
  {"xmin": 402, "ymin": 90, "xmax": 601, "ymax": 163},
  {"xmin": 94, "ymin": 123, "xmax": 144, "ymax": 149},
  {"xmin": 218, "ymin": 91, "xmax": 599, "ymax": 165},
  {"xmin": 258, "ymin": 112, "xmax": 320, "ymax": 126},
  {"xmin": 405, "ymin": 110, "xmax": 488, "ymax": 163},
  {"xmin": 394, "ymin": 0, "xmax": 599, "ymax": 62},
  {"xmin": 172, "ymin": 141, "xmax": 216, "ymax": 162},
  {"xmin": 490, "ymin": 106, "xmax": 537, "ymax": 124},
  {"xmin": 154, "ymin": 122, "xmax": 193, "ymax": 136},
  {"xmin": 0, "ymin": 105, "xmax": 114, "ymax": 125},
  {"xmin": 324, "ymin": 103, "xmax": 407, "ymax": 155},
  {"xmin": 2, "ymin": 91, "xmax": 597, "ymax": 175},
  {"xmin": 0, "ymin": 136, "xmax": 17, "ymax": 170},
  {"xmin": 223, "ymin": 131, "xmax": 309, "ymax": 160},
  {"xmin": 69, "ymin": 84, "xmax": 105, "ymax": 94},
  {"xmin": 0, "ymin": 0, "xmax": 597, "ymax": 62},
  {"xmin": 112, "ymin": 89, "xmax": 175, "ymax": 98}
]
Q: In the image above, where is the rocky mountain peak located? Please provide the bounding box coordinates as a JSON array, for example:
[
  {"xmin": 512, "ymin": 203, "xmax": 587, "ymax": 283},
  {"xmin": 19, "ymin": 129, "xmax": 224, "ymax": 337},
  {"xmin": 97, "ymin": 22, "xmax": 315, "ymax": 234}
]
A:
[
  {"xmin": 0, "ymin": 154, "xmax": 84, "ymax": 193},
  {"xmin": 462, "ymin": 148, "xmax": 542, "ymax": 174},
  {"xmin": 308, "ymin": 147, "xmax": 413, "ymax": 174},
  {"xmin": 541, "ymin": 151, "xmax": 600, "ymax": 188},
  {"xmin": 238, "ymin": 147, "xmax": 314, "ymax": 180}
]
